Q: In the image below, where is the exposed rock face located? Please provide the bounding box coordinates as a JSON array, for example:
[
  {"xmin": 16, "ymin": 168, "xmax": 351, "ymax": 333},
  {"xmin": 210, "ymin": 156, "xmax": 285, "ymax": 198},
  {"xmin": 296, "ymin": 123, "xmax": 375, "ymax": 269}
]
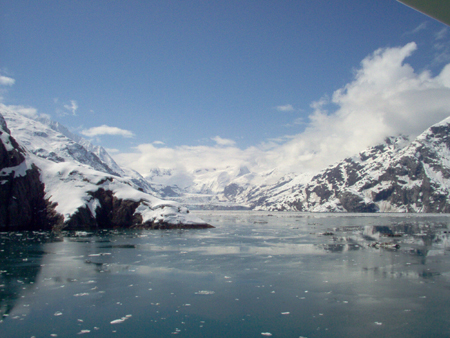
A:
[
  {"xmin": 255, "ymin": 117, "xmax": 450, "ymax": 212},
  {"xmin": 0, "ymin": 115, "xmax": 60, "ymax": 230},
  {"xmin": 62, "ymin": 188, "xmax": 212, "ymax": 230}
]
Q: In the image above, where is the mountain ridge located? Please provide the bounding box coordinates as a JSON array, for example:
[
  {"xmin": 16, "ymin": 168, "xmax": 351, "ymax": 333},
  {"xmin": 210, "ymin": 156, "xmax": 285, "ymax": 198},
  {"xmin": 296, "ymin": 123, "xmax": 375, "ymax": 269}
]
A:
[
  {"xmin": 243, "ymin": 116, "xmax": 450, "ymax": 212},
  {"xmin": 153, "ymin": 116, "xmax": 450, "ymax": 213},
  {"xmin": 0, "ymin": 108, "xmax": 211, "ymax": 230}
]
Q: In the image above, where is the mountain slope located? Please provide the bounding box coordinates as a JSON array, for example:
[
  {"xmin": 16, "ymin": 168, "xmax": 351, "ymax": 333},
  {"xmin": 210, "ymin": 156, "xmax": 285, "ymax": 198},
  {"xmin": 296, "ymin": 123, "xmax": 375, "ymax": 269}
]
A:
[
  {"xmin": 34, "ymin": 115, "xmax": 126, "ymax": 176},
  {"xmin": 254, "ymin": 117, "xmax": 450, "ymax": 212},
  {"xmin": 0, "ymin": 108, "xmax": 211, "ymax": 230},
  {"xmin": 4, "ymin": 111, "xmax": 121, "ymax": 176},
  {"xmin": 5, "ymin": 111, "xmax": 160, "ymax": 195}
]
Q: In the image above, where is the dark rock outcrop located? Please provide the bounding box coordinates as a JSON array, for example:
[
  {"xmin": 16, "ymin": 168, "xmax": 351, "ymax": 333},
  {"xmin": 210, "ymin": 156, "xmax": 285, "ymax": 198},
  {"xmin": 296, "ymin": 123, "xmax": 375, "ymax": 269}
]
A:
[{"xmin": 62, "ymin": 188, "xmax": 212, "ymax": 230}]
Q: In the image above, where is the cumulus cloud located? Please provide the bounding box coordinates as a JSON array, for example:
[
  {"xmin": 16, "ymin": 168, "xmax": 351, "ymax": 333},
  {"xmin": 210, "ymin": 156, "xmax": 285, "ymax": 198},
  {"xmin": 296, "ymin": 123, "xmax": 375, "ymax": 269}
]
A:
[
  {"xmin": 0, "ymin": 75, "xmax": 15, "ymax": 86},
  {"xmin": 113, "ymin": 142, "xmax": 264, "ymax": 182},
  {"xmin": 114, "ymin": 42, "xmax": 450, "ymax": 178},
  {"xmin": 266, "ymin": 41, "xmax": 450, "ymax": 172},
  {"xmin": 276, "ymin": 104, "xmax": 294, "ymax": 112},
  {"xmin": 212, "ymin": 136, "xmax": 236, "ymax": 147},
  {"xmin": 81, "ymin": 125, "xmax": 135, "ymax": 138}
]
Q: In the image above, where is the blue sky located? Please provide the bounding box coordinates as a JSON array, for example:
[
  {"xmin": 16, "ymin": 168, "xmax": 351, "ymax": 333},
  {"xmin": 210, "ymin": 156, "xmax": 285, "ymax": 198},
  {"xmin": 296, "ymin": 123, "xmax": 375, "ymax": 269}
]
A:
[{"xmin": 1, "ymin": 1, "xmax": 450, "ymax": 175}]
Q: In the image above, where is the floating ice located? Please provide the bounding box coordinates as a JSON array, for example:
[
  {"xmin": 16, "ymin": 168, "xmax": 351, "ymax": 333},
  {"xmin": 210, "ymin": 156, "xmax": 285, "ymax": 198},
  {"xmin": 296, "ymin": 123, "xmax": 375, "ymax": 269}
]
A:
[
  {"xmin": 261, "ymin": 333, "xmax": 272, "ymax": 336},
  {"xmin": 77, "ymin": 330, "xmax": 90, "ymax": 335},
  {"xmin": 281, "ymin": 312, "xmax": 290, "ymax": 315},
  {"xmin": 195, "ymin": 290, "xmax": 215, "ymax": 295},
  {"xmin": 54, "ymin": 311, "xmax": 63, "ymax": 316},
  {"xmin": 110, "ymin": 315, "xmax": 132, "ymax": 324}
]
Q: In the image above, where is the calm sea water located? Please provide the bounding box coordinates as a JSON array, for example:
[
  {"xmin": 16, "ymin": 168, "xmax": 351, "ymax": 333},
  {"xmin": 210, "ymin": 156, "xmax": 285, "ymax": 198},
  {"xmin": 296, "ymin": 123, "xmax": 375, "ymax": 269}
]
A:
[{"xmin": 1, "ymin": 211, "xmax": 450, "ymax": 338}]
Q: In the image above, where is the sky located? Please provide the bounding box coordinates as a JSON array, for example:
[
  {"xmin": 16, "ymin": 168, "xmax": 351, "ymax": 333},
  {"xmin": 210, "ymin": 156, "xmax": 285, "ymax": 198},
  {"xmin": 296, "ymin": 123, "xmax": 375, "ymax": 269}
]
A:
[{"xmin": 1, "ymin": 0, "xmax": 450, "ymax": 177}]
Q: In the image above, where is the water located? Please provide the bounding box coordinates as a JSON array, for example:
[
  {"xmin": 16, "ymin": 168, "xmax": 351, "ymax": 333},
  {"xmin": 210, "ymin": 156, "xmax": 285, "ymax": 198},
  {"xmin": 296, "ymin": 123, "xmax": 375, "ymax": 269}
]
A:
[{"xmin": 1, "ymin": 211, "xmax": 450, "ymax": 337}]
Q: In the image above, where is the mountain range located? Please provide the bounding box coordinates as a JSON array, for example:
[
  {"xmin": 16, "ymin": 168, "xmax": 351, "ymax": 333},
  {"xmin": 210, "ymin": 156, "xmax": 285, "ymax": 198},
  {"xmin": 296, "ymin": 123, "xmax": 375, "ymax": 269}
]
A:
[
  {"xmin": 221, "ymin": 117, "xmax": 450, "ymax": 212},
  {"xmin": 137, "ymin": 116, "xmax": 450, "ymax": 213},
  {"xmin": 2, "ymin": 106, "xmax": 450, "ymax": 221},
  {"xmin": 0, "ymin": 107, "xmax": 211, "ymax": 230}
]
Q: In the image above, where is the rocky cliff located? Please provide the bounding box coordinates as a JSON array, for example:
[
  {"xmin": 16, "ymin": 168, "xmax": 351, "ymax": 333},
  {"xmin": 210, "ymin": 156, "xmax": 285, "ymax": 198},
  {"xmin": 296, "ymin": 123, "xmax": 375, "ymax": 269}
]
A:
[{"xmin": 0, "ymin": 114, "xmax": 60, "ymax": 230}]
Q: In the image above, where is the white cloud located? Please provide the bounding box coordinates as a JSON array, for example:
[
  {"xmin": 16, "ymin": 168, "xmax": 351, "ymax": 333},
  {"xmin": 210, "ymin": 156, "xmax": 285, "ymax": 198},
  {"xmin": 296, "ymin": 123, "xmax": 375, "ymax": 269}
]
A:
[
  {"xmin": 113, "ymin": 143, "xmax": 264, "ymax": 180},
  {"xmin": 0, "ymin": 75, "xmax": 15, "ymax": 86},
  {"xmin": 435, "ymin": 27, "xmax": 448, "ymax": 40},
  {"xmin": 1, "ymin": 104, "xmax": 38, "ymax": 118},
  {"xmin": 114, "ymin": 42, "xmax": 450, "ymax": 178},
  {"xmin": 63, "ymin": 100, "xmax": 78, "ymax": 116},
  {"xmin": 212, "ymin": 136, "xmax": 236, "ymax": 146},
  {"xmin": 153, "ymin": 140, "xmax": 165, "ymax": 145},
  {"xmin": 404, "ymin": 22, "xmax": 427, "ymax": 35},
  {"xmin": 266, "ymin": 41, "xmax": 450, "ymax": 172},
  {"xmin": 55, "ymin": 99, "xmax": 79, "ymax": 116},
  {"xmin": 433, "ymin": 28, "xmax": 450, "ymax": 65},
  {"xmin": 81, "ymin": 125, "xmax": 135, "ymax": 138},
  {"xmin": 276, "ymin": 104, "xmax": 294, "ymax": 112}
]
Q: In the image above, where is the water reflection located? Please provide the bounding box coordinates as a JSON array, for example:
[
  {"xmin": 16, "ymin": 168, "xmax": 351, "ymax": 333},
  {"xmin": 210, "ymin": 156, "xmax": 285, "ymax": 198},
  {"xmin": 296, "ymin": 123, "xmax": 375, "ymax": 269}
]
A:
[
  {"xmin": 0, "ymin": 231, "xmax": 62, "ymax": 318},
  {"xmin": 0, "ymin": 212, "xmax": 450, "ymax": 337}
]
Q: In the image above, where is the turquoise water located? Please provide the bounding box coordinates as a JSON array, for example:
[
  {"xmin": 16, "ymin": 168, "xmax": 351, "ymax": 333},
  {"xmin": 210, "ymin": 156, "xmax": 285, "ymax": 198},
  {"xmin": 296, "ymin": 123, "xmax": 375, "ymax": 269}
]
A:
[{"xmin": 1, "ymin": 211, "xmax": 450, "ymax": 337}]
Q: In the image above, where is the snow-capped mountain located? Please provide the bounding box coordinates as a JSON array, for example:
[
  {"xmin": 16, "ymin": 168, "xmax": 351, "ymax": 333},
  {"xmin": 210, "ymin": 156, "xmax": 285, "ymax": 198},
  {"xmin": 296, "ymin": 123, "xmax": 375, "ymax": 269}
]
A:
[
  {"xmin": 142, "ymin": 164, "xmax": 301, "ymax": 209},
  {"xmin": 9, "ymin": 103, "xmax": 450, "ymax": 217},
  {"xmin": 4, "ymin": 110, "xmax": 164, "ymax": 196},
  {"xmin": 0, "ymin": 108, "xmax": 210, "ymax": 230},
  {"xmin": 246, "ymin": 116, "xmax": 450, "ymax": 212},
  {"xmin": 216, "ymin": 171, "xmax": 312, "ymax": 209},
  {"xmin": 4, "ymin": 111, "xmax": 121, "ymax": 176},
  {"xmin": 34, "ymin": 114, "xmax": 126, "ymax": 176}
]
